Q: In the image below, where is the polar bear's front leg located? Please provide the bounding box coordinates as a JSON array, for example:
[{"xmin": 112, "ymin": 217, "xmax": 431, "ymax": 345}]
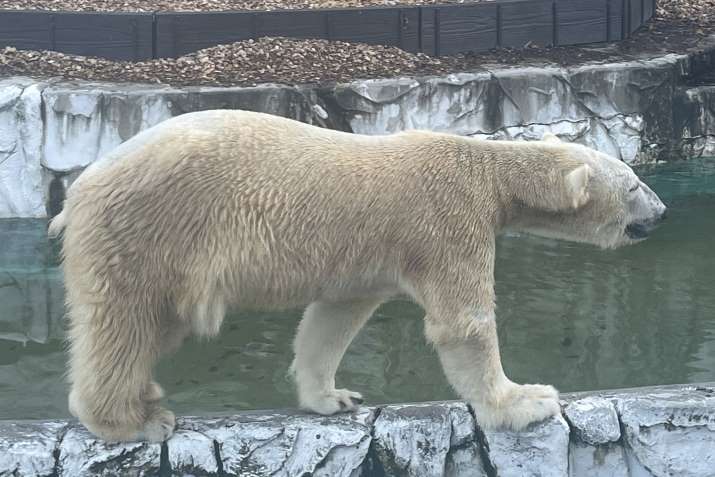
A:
[
  {"xmin": 291, "ymin": 298, "xmax": 383, "ymax": 415},
  {"xmin": 426, "ymin": 315, "xmax": 560, "ymax": 431}
]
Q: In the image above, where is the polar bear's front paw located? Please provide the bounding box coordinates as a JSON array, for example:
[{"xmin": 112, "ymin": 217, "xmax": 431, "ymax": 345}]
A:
[
  {"xmin": 473, "ymin": 383, "xmax": 560, "ymax": 431},
  {"xmin": 301, "ymin": 389, "xmax": 364, "ymax": 415}
]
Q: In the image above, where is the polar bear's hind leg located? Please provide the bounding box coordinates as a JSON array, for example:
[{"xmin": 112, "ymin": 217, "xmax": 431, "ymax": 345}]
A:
[{"xmin": 67, "ymin": 296, "xmax": 176, "ymax": 443}]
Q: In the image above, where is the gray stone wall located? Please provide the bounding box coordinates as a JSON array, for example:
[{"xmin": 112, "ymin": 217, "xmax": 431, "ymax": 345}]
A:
[
  {"xmin": 675, "ymin": 84, "xmax": 715, "ymax": 158},
  {"xmin": 0, "ymin": 36, "xmax": 714, "ymax": 218},
  {"xmin": 1, "ymin": 384, "xmax": 713, "ymax": 476}
]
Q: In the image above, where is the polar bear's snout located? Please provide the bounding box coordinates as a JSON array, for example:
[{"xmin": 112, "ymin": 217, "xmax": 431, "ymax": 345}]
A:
[
  {"xmin": 625, "ymin": 208, "xmax": 666, "ymax": 239},
  {"xmin": 625, "ymin": 180, "xmax": 667, "ymax": 240},
  {"xmin": 625, "ymin": 217, "xmax": 662, "ymax": 240}
]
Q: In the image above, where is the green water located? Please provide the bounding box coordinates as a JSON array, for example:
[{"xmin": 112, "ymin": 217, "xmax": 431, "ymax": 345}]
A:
[{"xmin": 1, "ymin": 159, "xmax": 714, "ymax": 420}]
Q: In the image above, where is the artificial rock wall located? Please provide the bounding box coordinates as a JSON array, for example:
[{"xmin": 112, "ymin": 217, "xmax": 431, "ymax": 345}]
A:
[
  {"xmin": 1, "ymin": 384, "xmax": 714, "ymax": 477},
  {"xmin": 0, "ymin": 36, "xmax": 714, "ymax": 218}
]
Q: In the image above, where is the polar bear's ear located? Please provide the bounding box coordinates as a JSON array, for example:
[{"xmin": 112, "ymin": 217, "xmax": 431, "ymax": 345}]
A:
[
  {"xmin": 542, "ymin": 133, "xmax": 561, "ymax": 143},
  {"xmin": 564, "ymin": 164, "xmax": 591, "ymax": 209},
  {"xmin": 511, "ymin": 159, "xmax": 591, "ymax": 212}
]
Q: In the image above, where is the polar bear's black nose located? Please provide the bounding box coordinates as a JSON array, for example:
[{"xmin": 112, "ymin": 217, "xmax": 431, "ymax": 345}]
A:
[{"xmin": 659, "ymin": 208, "xmax": 668, "ymax": 221}]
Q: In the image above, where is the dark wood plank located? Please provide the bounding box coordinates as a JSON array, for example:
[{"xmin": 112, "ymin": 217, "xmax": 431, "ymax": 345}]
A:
[
  {"xmin": 629, "ymin": 0, "xmax": 643, "ymax": 33},
  {"xmin": 419, "ymin": 7, "xmax": 438, "ymax": 56},
  {"xmin": 500, "ymin": 0, "xmax": 554, "ymax": 48},
  {"xmin": 326, "ymin": 9, "xmax": 402, "ymax": 47},
  {"xmin": 155, "ymin": 12, "xmax": 254, "ymax": 58},
  {"xmin": 556, "ymin": 0, "xmax": 607, "ymax": 46},
  {"xmin": 255, "ymin": 10, "xmax": 327, "ymax": 39},
  {"xmin": 398, "ymin": 8, "xmax": 420, "ymax": 53},
  {"xmin": 436, "ymin": 3, "xmax": 497, "ymax": 55},
  {"xmin": 607, "ymin": 0, "xmax": 625, "ymax": 41},
  {"xmin": 53, "ymin": 12, "xmax": 153, "ymax": 60},
  {"xmin": 643, "ymin": 0, "xmax": 654, "ymax": 22},
  {"xmin": 0, "ymin": 11, "xmax": 53, "ymax": 51}
]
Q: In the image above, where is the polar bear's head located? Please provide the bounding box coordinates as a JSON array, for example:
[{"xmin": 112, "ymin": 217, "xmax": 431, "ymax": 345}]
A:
[{"xmin": 507, "ymin": 134, "xmax": 667, "ymax": 249}]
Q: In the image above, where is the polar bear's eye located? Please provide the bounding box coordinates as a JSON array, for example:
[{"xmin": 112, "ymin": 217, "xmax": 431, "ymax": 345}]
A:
[{"xmin": 628, "ymin": 184, "xmax": 639, "ymax": 193}]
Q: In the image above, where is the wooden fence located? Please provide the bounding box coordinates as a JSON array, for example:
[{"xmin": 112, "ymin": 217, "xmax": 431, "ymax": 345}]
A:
[{"xmin": 0, "ymin": 0, "xmax": 657, "ymax": 60}]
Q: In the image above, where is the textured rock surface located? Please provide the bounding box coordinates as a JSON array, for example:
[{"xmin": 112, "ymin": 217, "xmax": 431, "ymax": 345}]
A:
[
  {"xmin": 675, "ymin": 85, "xmax": 715, "ymax": 158},
  {"xmin": 0, "ymin": 37, "xmax": 714, "ymax": 218},
  {"xmin": 0, "ymin": 384, "xmax": 714, "ymax": 476},
  {"xmin": 41, "ymin": 84, "xmax": 172, "ymax": 172},
  {"xmin": 337, "ymin": 54, "xmax": 709, "ymax": 165},
  {"xmin": 166, "ymin": 418, "xmax": 219, "ymax": 475},
  {"xmin": 483, "ymin": 414, "xmax": 570, "ymax": 477},
  {"xmin": 38, "ymin": 82, "xmax": 331, "ymax": 174},
  {"xmin": 616, "ymin": 386, "xmax": 715, "ymax": 477},
  {"xmin": 565, "ymin": 396, "xmax": 627, "ymax": 477},
  {"xmin": 57, "ymin": 424, "xmax": 162, "ymax": 477},
  {"xmin": 172, "ymin": 409, "xmax": 374, "ymax": 477},
  {"xmin": 569, "ymin": 442, "xmax": 629, "ymax": 477},
  {"xmin": 0, "ymin": 420, "xmax": 66, "ymax": 477},
  {"xmin": 372, "ymin": 401, "xmax": 485, "ymax": 477},
  {"xmin": 565, "ymin": 396, "xmax": 621, "ymax": 446},
  {"xmin": 0, "ymin": 78, "xmax": 45, "ymax": 218}
]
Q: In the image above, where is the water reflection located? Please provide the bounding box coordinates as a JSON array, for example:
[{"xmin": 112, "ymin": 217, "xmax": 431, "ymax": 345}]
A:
[{"xmin": 1, "ymin": 159, "xmax": 714, "ymax": 419}]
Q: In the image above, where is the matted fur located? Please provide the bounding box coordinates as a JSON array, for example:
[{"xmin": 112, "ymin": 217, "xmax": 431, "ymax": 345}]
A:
[{"xmin": 52, "ymin": 110, "xmax": 666, "ymax": 442}]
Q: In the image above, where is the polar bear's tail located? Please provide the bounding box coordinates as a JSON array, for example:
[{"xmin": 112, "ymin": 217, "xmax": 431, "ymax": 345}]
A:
[{"xmin": 48, "ymin": 208, "xmax": 68, "ymax": 238}]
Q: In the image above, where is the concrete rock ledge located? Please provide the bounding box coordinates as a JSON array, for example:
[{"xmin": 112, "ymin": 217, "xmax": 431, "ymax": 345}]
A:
[
  {"xmin": 1, "ymin": 36, "xmax": 715, "ymax": 218},
  {"xmin": 1, "ymin": 383, "xmax": 714, "ymax": 477}
]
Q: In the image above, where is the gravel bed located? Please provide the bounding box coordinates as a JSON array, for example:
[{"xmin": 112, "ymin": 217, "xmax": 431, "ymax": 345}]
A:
[
  {"xmin": 0, "ymin": 0, "xmax": 490, "ymax": 12},
  {"xmin": 0, "ymin": 38, "xmax": 456, "ymax": 85},
  {"xmin": 658, "ymin": 0, "xmax": 715, "ymax": 26}
]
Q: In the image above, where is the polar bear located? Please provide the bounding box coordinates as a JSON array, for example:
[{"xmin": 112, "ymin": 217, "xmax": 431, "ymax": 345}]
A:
[{"xmin": 50, "ymin": 110, "xmax": 666, "ymax": 442}]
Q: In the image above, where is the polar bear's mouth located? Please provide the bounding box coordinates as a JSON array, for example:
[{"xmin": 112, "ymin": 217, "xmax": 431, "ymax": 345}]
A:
[
  {"xmin": 625, "ymin": 209, "xmax": 667, "ymax": 240},
  {"xmin": 625, "ymin": 223, "xmax": 650, "ymax": 239}
]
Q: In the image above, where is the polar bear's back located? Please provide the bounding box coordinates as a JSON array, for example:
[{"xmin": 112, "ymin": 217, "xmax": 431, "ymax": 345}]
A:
[{"xmin": 98, "ymin": 109, "xmax": 409, "ymax": 183}]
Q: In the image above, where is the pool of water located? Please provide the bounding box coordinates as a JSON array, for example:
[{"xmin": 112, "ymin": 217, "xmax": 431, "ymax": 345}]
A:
[{"xmin": 1, "ymin": 159, "xmax": 714, "ymax": 420}]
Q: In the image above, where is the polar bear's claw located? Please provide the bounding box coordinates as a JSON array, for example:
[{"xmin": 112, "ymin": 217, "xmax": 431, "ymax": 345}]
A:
[
  {"xmin": 302, "ymin": 389, "xmax": 364, "ymax": 415},
  {"xmin": 138, "ymin": 407, "xmax": 176, "ymax": 443},
  {"xmin": 340, "ymin": 395, "xmax": 364, "ymax": 410}
]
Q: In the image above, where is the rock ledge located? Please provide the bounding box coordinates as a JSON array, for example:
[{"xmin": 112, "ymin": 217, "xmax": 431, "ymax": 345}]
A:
[{"xmin": 1, "ymin": 383, "xmax": 714, "ymax": 476}]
